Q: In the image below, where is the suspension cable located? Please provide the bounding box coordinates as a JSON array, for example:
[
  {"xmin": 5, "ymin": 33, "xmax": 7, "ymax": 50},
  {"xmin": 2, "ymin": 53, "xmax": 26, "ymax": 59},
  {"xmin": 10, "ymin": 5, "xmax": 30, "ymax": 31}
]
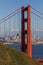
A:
[
  {"xmin": 0, "ymin": 8, "xmax": 21, "ymax": 24},
  {"xmin": 31, "ymin": 11, "xmax": 43, "ymax": 20},
  {"xmin": 31, "ymin": 6, "xmax": 43, "ymax": 15}
]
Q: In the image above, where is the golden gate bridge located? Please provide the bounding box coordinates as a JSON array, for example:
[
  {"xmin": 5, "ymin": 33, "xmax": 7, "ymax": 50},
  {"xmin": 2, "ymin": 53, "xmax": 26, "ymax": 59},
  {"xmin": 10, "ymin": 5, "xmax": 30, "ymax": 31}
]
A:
[{"xmin": 0, "ymin": 5, "xmax": 43, "ymax": 62}]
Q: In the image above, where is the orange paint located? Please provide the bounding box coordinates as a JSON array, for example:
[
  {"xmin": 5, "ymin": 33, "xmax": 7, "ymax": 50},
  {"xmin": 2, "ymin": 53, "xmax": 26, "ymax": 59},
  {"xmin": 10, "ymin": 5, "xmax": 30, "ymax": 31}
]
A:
[
  {"xmin": 27, "ymin": 5, "xmax": 32, "ymax": 58},
  {"xmin": 21, "ymin": 5, "xmax": 32, "ymax": 58}
]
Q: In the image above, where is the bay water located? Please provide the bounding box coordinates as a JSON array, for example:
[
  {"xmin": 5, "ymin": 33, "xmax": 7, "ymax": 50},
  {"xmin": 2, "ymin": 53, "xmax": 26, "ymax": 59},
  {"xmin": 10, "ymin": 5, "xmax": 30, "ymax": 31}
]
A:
[{"xmin": 6, "ymin": 42, "xmax": 43, "ymax": 59}]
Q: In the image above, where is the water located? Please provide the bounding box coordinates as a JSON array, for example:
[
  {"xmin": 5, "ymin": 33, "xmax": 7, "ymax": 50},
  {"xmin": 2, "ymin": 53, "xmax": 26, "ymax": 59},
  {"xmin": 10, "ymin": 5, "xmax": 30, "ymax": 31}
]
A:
[
  {"xmin": 6, "ymin": 43, "xmax": 43, "ymax": 59},
  {"xmin": 32, "ymin": 45, "xmax": 43, "ymax": 58},
  {"xmin": 6, "ymin": 42, "xmax": 21, "ymax": 50}
]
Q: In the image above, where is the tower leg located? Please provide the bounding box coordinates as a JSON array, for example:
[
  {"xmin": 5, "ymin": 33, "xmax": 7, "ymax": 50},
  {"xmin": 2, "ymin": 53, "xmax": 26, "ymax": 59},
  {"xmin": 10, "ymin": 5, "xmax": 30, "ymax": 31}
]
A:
[
  {"xmin": 21, "ymin": 5, "xmax": 32, "ymax": 58},
  {"xmin": 27, "ymin": 6, "xmax": 32, "ymax": 57}
]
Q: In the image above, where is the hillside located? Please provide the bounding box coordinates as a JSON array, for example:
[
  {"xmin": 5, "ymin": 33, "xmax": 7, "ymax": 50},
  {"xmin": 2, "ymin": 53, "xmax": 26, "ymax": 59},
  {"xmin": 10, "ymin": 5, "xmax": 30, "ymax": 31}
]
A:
[{"xmin": 0, "ymin": 43, "xmax": 43, "ymax": 65}]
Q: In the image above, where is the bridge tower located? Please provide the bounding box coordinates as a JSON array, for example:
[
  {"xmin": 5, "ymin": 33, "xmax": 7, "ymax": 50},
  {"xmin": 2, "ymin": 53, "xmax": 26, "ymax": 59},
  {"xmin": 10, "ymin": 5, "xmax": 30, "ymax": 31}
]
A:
[{"xmin": 21, "ymin": 5, "xmax": 32, "ymax": 58}]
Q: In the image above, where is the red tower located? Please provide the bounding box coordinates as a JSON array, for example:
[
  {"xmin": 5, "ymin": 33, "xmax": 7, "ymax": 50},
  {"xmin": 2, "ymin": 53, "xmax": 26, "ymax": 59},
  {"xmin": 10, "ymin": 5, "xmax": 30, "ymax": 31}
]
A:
[{"xmin": 21, "ymin": 5, "xmax": 32, "ymax": 58}]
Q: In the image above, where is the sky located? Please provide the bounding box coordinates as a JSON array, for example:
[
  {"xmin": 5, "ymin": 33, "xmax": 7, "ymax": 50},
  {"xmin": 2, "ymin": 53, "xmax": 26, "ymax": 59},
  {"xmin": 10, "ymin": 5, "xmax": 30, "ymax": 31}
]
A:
[
  {"xmin": 0, "ymin": 0, "xmax": 43, "ymax": 19},
  {"xmin": 0, "ymin": 0, "xmax": 43, "ymax": 36}
]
